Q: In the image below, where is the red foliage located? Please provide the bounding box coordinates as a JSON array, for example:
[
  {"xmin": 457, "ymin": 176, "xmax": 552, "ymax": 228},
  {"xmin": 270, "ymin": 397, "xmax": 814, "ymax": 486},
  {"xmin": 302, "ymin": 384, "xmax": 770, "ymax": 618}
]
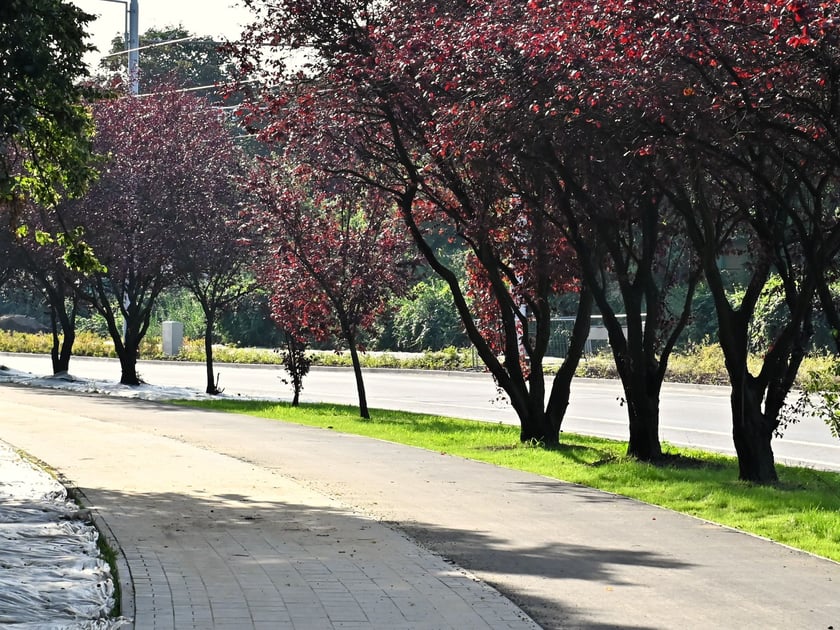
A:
[
  {"xmin": 465, "ymin": 196, "xmax": 578, "ymax": 357},
  {"xmin": 231, "ymin": 0, "xmax": 590, "ymax": 440},
  {"xmin": 232, "ymin": 0, "xmax": 840, "ymax": 451},
  {"xmin": 250, "ymin": 161, "xmax": 411, "ymax": 348},
  {"xmin": 63, "ymin": 88, "xmax": 245, "ymax": 384}
]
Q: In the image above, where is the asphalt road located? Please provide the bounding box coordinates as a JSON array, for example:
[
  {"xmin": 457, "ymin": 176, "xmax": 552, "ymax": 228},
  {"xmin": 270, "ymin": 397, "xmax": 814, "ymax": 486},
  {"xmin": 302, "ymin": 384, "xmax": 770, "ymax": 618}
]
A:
[{"xmin": 2, "ymin": 352, "xmax": 839, "ymax": 472}]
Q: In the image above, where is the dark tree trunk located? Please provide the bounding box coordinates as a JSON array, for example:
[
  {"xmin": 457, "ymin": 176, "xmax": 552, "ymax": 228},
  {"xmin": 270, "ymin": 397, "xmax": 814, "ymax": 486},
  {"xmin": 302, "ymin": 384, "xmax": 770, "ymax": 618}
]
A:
[
  {"xmin": 546, "ymin": 288, "xmax": 593, "ymax": 436},
  {"xmin": 624, "ymin": 379, "xmax": 663, "ymax": 461},
  {"xmin": 730, "ymin": 374, "xmax": 778, "ymax": 483},
  {"xmin": 609, "ymin": 330, "xmax": 664, "ymax": 461},
  {"xmin": 119, "ymin": 345, "xmax": 141, "ymax": 385},
  {"xmin": 52, "ymin": 328, "xmax": 75, "ymax": 374},
  {"xmin": 605, "ymin": 323, "xmax": 666, "ymax": 462},
  {"xmin": 397, "ymin": 192, "xmax": 570, "ymax": 444},
  {"xmin": 518, "ymin": 404, "xmax": 554, "ymax": 443},
  {"xmin": 716, "ymin": 315, "xmax": 782, "ymax": 483},
  {"xmin": 347, "ymin": 341, "xmax": 369, "ymax": 419},
  {"xmin": 204, "ymin": 312, "xmax": 219, "ymax": 395},
  {"xmin": 524, "ymin": 290, "xmax": 595, "ymax": 444},
  {"xmin": 514, "ymin": 337, "xmax": 551, "ymax": 442},
  {"xmin": 118, "ymin": 324, "xmax": 142, "ymax": 385},
  {"xmin": 49, "ymin": 308, "xmax": 76, "ymax": 375},
  {"xmin": 341, "ymin": 324, "xmax": 369, "ymax": 419},
  {"xmin": 600, "ymin": 298, "xmax": 665, "ymax": 462},
  {"xmin": 709, "ymin": 279, "xmax": 783, "ymax": 483}
]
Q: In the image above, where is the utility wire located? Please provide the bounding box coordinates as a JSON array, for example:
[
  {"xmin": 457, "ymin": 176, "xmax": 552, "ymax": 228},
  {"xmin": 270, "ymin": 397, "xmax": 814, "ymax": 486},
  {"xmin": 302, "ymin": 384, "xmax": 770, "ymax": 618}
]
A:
[
  {"xmin": 137, "ymin": 79, "xmax": 260, "ymax": 99},
  {"xmin": 135, "ymin": 78, "xmax": 265, "ymax": 98},
  {"xmin": 99, "ymin": 35, "xmax": 209, "ymax": 59}
]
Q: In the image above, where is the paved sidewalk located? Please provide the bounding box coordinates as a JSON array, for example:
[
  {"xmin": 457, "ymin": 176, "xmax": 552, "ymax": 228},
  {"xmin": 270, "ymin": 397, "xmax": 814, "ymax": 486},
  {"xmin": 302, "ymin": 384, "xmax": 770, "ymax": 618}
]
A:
[
  {"xmin": 1, "ymin": 385, "xmax": 840, "ymax": 629},
  {"xmin": 0, "ymin": 386, "xmax": 536, "ymax": 630}
]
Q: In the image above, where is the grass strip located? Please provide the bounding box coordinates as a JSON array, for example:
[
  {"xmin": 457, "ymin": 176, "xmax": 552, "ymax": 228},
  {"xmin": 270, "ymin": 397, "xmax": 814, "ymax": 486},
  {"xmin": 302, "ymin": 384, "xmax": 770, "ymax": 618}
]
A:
[{"xmin": 176, "ymin": 399, "xmax": 840, "ymax": 563}]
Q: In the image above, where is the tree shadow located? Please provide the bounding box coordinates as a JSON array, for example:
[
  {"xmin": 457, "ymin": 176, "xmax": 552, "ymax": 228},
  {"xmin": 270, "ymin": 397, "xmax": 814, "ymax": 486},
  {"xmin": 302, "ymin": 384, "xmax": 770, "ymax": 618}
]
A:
[{"xmin": 72, "ymin": 481, "xmax": 686, "ymax": 630}]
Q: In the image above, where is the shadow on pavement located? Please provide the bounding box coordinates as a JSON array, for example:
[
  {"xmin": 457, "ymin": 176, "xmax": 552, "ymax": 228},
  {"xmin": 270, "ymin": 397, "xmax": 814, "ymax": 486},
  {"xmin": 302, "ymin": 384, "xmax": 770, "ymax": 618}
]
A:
[{"xmin": 78, "ymin": 483, "xmax": 680, "ymax": 630}]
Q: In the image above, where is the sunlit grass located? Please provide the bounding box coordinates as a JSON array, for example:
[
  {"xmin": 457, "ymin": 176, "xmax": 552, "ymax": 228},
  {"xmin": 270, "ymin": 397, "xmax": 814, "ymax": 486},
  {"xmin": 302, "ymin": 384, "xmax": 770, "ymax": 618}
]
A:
[{"xmin": 176, "ymin": 399, "xmax": 840, "ymax": 562}]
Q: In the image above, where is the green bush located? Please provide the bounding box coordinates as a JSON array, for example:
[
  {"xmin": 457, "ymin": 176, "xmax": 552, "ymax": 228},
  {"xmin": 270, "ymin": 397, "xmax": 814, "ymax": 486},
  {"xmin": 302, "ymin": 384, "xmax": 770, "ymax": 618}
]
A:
[
  {"xmin": 75, "ymin": 310, "xmax": 111, "ymax": 337},
  {"xmin": 147, "ymin": 289, "xmax": 206, "ymax": 339},
  {"xmin": 0, "ymin": 330, "xmax": 54, "ymax": 354},
  {"xmin": 782, "ymin": 354, "xmax": 840, "ymax": 439},
  {"xmin": 576, "ymin": 342, "xmax": 778, "ymax": 386},
  {"xmin": 390, "ymin": 280, "xmax": 468, "ymax": 351}
]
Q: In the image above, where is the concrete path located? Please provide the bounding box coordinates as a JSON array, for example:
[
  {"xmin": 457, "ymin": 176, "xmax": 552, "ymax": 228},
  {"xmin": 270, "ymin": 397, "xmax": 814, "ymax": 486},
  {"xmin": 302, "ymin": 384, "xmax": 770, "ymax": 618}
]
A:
[{"xmin": 1, "ymin": 385, "xmax": 839, "ymax": 629}]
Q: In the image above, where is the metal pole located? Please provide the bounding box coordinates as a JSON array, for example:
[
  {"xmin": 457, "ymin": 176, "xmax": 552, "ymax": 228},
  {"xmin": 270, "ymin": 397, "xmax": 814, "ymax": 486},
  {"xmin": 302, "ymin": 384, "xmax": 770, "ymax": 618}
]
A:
[{"xmin": 128, "ymin": 0, "xmax": 139, "ymax": 95}]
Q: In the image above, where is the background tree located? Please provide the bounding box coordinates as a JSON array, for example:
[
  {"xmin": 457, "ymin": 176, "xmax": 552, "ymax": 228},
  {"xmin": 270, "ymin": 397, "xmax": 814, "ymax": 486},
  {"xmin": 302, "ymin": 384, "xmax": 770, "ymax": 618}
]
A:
[
  {"xmin": 1, "ymin": 0, "xmax": 96, "ymax": 223},
  {"xmin": 390, "ymin": 279, "xmax": 468, "ymax": 351},
  {"xmin": 61, "ymin": 89, "xmax": 243, "ymax": 384},
  {"xmin": 11, "ymin": 203, "xmax": 84, "ymax": 374},
  {"xmin": 100, "ymin": 25, "xmax": 233, "ymax": 98},
  {"xmin": 251, "ymin": 163, "xmax": 412, "ymax": 419},
  {"xmin": 165, "ymin": 100, "xmax": 252, "ymax": 394},
  {"xmin": 217, "ymin": 289, "xmax": 285, "ymax": 347},
  {"xmin": 0, "ymin": 204, "xmax": 16, "ymax": 291}
]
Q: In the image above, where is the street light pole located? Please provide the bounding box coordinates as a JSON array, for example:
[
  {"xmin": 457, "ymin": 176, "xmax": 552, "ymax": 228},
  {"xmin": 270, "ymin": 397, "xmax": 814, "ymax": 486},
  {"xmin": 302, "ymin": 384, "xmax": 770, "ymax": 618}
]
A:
[
  {"xmin": 128, "ymin": 0, "xmax": 139, "ymax": 95},
  {"xmin": 99, "ymin": 0, "xmax": 139, "ymax": 95}
]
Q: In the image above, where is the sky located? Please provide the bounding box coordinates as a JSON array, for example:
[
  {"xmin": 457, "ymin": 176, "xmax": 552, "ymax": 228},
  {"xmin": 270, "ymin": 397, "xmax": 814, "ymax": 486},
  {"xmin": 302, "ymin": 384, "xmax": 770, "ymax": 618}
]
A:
[{"xmin": 68, "ymin": 0, "xmax": 255, "ymax": 70}]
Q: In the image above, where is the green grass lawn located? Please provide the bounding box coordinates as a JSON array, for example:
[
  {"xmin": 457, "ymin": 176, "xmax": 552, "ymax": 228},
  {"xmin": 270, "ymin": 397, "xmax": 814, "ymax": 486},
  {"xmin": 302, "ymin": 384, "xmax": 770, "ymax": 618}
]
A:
[{"xmin": 176, "ymin": 399, "xmax": 840, "ymax": 563}]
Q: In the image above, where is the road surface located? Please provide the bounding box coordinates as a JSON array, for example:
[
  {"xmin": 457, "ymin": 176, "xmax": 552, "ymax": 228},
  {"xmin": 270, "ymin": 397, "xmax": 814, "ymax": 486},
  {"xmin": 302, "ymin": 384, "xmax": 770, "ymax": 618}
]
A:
[{"xmin": 1, "ymin": 352, "xmax": 838, "ymax": 472}]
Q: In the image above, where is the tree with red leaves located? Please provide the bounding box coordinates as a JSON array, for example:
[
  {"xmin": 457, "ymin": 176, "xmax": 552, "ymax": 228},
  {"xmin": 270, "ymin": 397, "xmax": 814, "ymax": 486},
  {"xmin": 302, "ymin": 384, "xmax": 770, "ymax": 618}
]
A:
[
  {"xmin": 502, "ymin": 0, "xmax": 840, "ymax": 480},
  {"xmin": 593, "ymin": 0, "xmax": 840, "ymax": 482},
  {"xmin": 231, "ymin": 0, "xmax": 840, "ymax": 478},
  {"xmin": 233, "ymin": 0, "xmax": 592, "ymax": 443},
  {"xmin": 251, "ymin": 162, "xmax": 412, "ymax": 418},
  {"xmin": 61, "ymin": 89, "xmax": 246, "ymax": 385},
  {"xmin": 171, "ymin": 134, "xmax": 253, "ymax": 395},
  {"xmin": 407, "ymin": 0, "xmax": 704, "ymax": 461},
  {"xmin": 469, "ymin": 0, "xmax": 840, "ymax": 479}
]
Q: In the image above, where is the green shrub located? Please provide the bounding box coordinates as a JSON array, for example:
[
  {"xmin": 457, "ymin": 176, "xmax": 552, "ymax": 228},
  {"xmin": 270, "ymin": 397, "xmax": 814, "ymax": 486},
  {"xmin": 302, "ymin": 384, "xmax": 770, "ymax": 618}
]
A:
[
  {"xmin": 147, "ymin": 289, "xmax": 206, "ymax": 339},
  {"xmin": 391, "ymin": 280, "xmax": 468, "ymax": 351},
  {"xmin": 782, "ymin": 353, "xmax": 840, "ymax": 439},
  {"xmin": 576, "ymin": 342, "xmax": 769, "ymax": 386},
  {"xmin": 575, "ymin": 349, "xmax": 618, "ymax": 380},
  {"xmin": 0, "ymin": 330, "xmax": 54, "ymax": 354},
  {"xmin": 665, "ymin": 343, "xmax": 730, "ymax": 385},
  {"xmin": 69, "ymin": 332, "xmax": 118, "ymax": 358}
]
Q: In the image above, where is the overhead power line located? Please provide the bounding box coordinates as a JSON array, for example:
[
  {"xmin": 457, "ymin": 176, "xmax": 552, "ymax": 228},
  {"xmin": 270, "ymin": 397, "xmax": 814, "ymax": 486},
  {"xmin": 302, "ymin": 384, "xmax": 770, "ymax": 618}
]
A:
[
  {"xmin": 135, "ymin": 78, "xmax": 264, "ymax": 98},
  {"xmin": 100, "ymin": 35, "xmax": 204, "ymax": 59}
]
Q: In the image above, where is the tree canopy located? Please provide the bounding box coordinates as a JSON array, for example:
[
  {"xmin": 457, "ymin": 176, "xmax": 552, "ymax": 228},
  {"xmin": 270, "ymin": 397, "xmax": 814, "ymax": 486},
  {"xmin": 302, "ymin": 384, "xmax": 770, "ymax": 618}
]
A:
[
  {"xmin": 57, "ymin": 88, "xmax": 247, "ymax": 385},
  {"xmin": 234, "ymin": 0, "xmax": 594, "ymax": 443},
  {"xmin": 100, "ymin": 25, "xmax": 234, "ymax": 97},
  {"xmin": 231, "ymin": 0, "xmax": 840, "ymax": 482},
  {"xmin": 0, "ymin": 0, "xmax": 96, "ymax": 211},
  {"xmin": 251, "ymin": 163, "xmax": 413, "ymax": 418}
]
